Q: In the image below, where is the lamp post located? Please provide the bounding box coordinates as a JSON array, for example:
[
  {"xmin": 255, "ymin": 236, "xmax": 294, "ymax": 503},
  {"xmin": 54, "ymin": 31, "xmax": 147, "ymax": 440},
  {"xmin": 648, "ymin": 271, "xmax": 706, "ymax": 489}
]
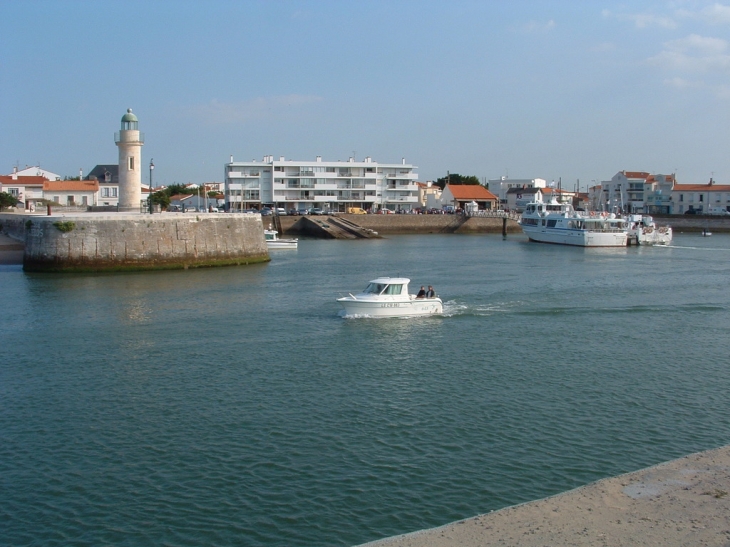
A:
[{"xmin": 149, "ymin": 159, "xmax": 154, "ymax": 214}]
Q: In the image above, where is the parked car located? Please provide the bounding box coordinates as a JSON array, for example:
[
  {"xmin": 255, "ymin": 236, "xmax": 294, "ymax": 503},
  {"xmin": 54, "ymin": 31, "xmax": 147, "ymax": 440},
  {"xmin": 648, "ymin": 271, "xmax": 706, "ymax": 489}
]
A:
[
  {"xmin": 167, "ymin": 205, "xmax": 181, "ymax": 212},
  {"xmin": 261, "ymin": 207, "xmax": 273, "ymax": 216},
  {"xmin": 275, "ymin": 207, "xmax": 287, "ymax": 215},
  {"xmin": 288, "ymin": 209, "xmax": 298, "ymax": 216},
  {"xmin": 347, "ymin": 207, "xmax": 367, "ymax": 214},
  {"xmin": 310, "ymin": 207, "xmax": 324, "ymax": 215},
  {"xmin": 684, "ymin": 209, "xmax": 698, "ymax": 215},
  {"xmin": 297, "ymin": 208, "xmax": 309, "ymax": 215}
]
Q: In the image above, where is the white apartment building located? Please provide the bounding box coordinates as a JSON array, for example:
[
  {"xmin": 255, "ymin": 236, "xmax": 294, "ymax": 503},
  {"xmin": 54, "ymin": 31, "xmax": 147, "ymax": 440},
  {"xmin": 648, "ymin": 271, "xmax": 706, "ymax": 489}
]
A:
[
  {"xmin": 488, "ymin": 177, "xmax": 547, "ymax": 206},
  {"xmin": 224, "ymin": 155, "xmax": 419, "ymax": 212}
]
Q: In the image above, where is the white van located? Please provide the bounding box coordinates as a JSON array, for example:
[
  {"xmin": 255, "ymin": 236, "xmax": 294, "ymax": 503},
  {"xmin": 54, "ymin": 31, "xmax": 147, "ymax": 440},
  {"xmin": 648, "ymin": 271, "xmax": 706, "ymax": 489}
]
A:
[{"xmin": 709, "ymin": 207, "xmax": 730, "ymax": 216}]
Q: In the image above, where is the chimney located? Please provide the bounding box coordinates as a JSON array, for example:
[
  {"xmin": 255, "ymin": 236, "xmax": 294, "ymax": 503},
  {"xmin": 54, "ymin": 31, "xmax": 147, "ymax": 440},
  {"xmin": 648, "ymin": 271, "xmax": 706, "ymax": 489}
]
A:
[
  {"xmin": 230, "ymin": 155, "xmax": 233, "ymax": 163},
  {"xmin": 316, "ymin": 156, "xmax": 322, "ymax": 162}
]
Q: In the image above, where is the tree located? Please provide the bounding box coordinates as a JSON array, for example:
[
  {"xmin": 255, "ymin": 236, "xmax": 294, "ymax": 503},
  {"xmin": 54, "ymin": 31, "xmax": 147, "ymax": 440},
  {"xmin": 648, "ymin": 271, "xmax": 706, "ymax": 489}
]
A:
[
  {"xmin": 150, "ymin": 190, "xmax": 171, "ymax": 209},
  {"xmin": 0, "ymin": 192, "xmax": 19, "ymax": 211},
  {"xmin": 434, "ymin": 173, "xmax": 482, "ymax": 190}
]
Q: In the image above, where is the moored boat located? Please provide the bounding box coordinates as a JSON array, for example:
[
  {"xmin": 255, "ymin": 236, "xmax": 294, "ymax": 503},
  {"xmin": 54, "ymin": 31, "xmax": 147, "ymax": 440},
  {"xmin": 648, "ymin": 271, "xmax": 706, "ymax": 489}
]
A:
[
  {"xmin": 264, "ymin": 229, "xmax": 298, "ymax": 249},
  {"xmin": 626, "ymin": 214, "xmax": 672, "ymax": 245},
  {"xmin": 520, "ymin": 197, "xmax": 628, "ymax": 247},
  {"xmin": 337, "ymin": 277, "xmax": 442, "ymax": 317}
]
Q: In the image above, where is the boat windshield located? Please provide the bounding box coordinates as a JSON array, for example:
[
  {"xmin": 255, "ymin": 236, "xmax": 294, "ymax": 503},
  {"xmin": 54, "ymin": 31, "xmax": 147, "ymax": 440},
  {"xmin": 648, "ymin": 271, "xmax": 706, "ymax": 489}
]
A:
[
  {"xmin": 364, "ymin": 282, "xmax": 387, "ymax": 295},
  {"xmin": 363, "ymin": 282, "xmax": 403, "ymax": 295}
]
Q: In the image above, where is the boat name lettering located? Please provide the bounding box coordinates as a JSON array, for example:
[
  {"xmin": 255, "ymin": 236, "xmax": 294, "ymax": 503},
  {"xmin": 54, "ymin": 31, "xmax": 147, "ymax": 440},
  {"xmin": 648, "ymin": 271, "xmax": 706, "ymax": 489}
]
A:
[{"xmin": 380, "ymin": 303, "xmax": 400, "ymax": 308}]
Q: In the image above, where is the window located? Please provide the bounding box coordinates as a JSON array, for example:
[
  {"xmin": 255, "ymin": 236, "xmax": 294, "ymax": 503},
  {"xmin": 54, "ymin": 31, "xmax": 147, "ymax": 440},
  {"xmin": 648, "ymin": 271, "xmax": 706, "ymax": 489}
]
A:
[
  {"xmin": 67, "ymin": 196, "xmax": 74, "ymax": 205},
  {"xmin": 112, "ymin": 188, "xmax": 117, "ymax": 197},
  {"xmin": 102, "ymin": 187, "xmax": 109, "ymax": 197},
  {"xmin": 128, "ymin": 157, "xmax": 134, "ymax": 170},
  {"xmin": 82, "ymin": 196, "xmax": 88, "ymax": 206},
  {"xmin": 54, "ymin": 196, "xmax": 59, "ymax": 204},
  {"xmin": 9, "ymin": 188, "xmax": 18, "ymax": 196}
]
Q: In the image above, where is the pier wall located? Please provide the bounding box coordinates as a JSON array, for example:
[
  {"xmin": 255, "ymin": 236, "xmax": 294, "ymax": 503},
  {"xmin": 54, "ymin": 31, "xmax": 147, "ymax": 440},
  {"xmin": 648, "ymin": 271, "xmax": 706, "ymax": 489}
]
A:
[
  {"xmin": 0, "ymin": 213, "xmax": 269, "ymax": 272},
  {"xmin": 280, "ymin": 214, "xmax": 522, "ymax": 235}
]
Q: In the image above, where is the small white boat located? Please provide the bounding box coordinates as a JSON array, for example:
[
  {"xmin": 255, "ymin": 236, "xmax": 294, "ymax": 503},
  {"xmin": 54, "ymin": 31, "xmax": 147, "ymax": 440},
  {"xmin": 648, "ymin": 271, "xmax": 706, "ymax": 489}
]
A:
[
  {"xmin": 337, "ymin": 277, "xmax": 443, "ymax": 317},
  {"xmin": 520, "ymin": 197, "xmax": 628, "ymax": 247},
  {"xmin": 264, "ymin": 229, "xmax": 298, "ymax": 249},
  {"xmin": 626, "ymin": 214, "xmax": 673, "ymax": 245}
]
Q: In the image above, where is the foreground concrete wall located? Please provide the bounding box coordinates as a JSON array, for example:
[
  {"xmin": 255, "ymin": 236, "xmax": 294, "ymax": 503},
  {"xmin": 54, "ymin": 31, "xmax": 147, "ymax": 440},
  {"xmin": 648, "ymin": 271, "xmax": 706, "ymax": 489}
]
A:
[{"xmin": 3, "ymin": 213, "xmax": 269, "ymax": 272}]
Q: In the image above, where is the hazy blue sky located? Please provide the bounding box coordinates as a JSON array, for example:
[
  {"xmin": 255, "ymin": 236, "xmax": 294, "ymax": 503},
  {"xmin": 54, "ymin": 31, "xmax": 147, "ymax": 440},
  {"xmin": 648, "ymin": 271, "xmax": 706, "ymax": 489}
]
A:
[{"xmin": 2, "ymin": 0, "xmax": 729, "ymax": 189}]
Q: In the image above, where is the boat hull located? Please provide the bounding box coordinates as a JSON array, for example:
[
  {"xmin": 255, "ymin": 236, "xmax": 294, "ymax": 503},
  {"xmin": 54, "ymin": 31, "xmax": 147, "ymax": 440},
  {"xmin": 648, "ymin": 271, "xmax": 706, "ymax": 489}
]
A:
[
  {"xmin": 337, "ymin": 297, "xmax": 443, "ymax": 317},
  {"xmin": 521, "ymin": 226, "xmax": 628, "ymax": 247},
  {"xmin": 266, "ymin": 240, "xmax": 298, "ymax": 249}
]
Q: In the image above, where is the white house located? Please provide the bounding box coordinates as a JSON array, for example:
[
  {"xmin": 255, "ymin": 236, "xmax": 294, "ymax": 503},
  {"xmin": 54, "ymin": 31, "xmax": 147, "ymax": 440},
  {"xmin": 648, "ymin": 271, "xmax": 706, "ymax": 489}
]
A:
[
  {"xmin": 671, "ymin": 179, "xmax": 730, "ymax": 214},
  {"xmin": 488, "ymin": 177, "xmax": 547, "ymax": 206},
  {"xmin": 224, "ymin": 155, "xmax": 419, "ymax": 212},
  {"xmin": 12, "ymin": 166, "xmax": 62, "ymax": 181}
]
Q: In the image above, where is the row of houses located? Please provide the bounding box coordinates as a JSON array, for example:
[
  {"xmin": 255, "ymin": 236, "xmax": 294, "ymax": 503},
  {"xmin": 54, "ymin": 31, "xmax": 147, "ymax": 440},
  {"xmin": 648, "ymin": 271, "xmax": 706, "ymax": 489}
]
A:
[
  {"xmin": 0, "ymin": 165, "xmax": 223, "ymax": 212},
  {"xmin": 3, "ymin": 162, "xmax": 727, "ymax": 216},
  {"xmin": 488, "ymin": 172, "xmax": 730, "ymax": 215}
]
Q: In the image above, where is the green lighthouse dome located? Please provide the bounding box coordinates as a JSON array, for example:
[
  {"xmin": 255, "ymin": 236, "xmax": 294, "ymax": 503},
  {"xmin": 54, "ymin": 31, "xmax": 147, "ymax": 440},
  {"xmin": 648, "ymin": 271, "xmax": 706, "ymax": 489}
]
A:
[
  {"xmin": 121, "ymin": 108, "xmax": 139, "ymax": 130},
  {"xmin": 122, "ymin": 108, "xmax": 138, "ymax": 123}
]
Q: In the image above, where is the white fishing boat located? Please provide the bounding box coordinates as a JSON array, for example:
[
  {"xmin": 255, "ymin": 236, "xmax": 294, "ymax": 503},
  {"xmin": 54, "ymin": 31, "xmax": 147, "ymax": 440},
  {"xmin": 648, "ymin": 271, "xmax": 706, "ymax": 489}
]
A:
[
  {"xmin": 337, "ymin": 277, "xmax": 442, "ymax": 317},
  {"xmin": 264, "ymin": 229, "xmax": 298, "ymax": 249},
  {"xmin": 520, "ymin": 197, "xmax": 628, "ymax": 247},
  {"xmin": 626, "ymin": 214, "xmax": 672, "ymax": 245}
]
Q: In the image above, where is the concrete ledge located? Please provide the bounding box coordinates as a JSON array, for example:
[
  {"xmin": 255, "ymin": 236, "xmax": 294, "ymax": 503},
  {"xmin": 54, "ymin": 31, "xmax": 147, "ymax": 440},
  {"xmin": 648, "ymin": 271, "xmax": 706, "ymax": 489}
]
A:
[{"xmin": 356, "ymin": 445, "xmax": 730, "ymax": 547}]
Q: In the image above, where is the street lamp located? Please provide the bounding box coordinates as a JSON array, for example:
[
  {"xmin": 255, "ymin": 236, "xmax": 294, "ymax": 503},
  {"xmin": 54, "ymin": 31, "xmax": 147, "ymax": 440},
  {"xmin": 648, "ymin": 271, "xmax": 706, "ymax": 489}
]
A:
[{"xmin": 149, "ymin": 159, "xmax": 154, "ymax": 214}]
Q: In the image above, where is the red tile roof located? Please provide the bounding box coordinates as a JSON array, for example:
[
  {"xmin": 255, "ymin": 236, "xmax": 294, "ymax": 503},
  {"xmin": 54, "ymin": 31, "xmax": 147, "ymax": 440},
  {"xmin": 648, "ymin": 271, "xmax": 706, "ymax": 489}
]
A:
[
  {"xmin": 673, "ymin": 183, "xmax": 730, "ymax": 192},
  {"xmin": 0, "ymin": 175, "xmax": 48, "ymax": 186},
  {"xmin": 43, "ymin": 180, "xmax": 99, "ymax": 192},
  {"xmin": 623, "ymin": 171, "xmax": 651, "ymax": 179},
  {"xmin": 446, "ymin": 184, "xmax": 498, "ymax": 200}
]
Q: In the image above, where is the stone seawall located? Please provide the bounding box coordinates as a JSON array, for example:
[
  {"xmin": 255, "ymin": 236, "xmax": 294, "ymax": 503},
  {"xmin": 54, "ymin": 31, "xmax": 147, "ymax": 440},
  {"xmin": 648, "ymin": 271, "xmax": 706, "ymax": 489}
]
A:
[
  {"xmin": 0, "ymin": 213, "xmax": 269, "ymax": 272},
  {"xmin": 280, "ymin": 214, "xmax": 522, "ymax": 235},
  {"xmin": 279, "ymin": 213, "xmax": 730, "ymax": 235}
]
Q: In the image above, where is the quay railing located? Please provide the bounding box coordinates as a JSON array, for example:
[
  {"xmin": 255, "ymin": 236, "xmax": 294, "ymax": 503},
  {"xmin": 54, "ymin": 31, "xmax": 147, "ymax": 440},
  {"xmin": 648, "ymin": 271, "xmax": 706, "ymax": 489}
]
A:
[{"xmin": 466, "ymin": 210, "xmax": 522, "ymax": 222}]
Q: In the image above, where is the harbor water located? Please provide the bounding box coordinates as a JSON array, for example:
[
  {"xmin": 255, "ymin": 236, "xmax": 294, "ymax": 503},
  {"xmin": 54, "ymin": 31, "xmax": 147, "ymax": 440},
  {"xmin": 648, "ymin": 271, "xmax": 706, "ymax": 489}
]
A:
[{"xmin": 2, "ymin": 233, "xmax": 730, "ymax": 546}]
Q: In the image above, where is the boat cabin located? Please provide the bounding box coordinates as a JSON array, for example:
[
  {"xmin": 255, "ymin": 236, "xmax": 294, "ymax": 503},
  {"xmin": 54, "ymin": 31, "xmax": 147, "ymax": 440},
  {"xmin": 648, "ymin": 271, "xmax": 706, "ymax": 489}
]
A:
[{"xmin": 362, "ymin": 277, "xmax": 411, "ymax": 297}]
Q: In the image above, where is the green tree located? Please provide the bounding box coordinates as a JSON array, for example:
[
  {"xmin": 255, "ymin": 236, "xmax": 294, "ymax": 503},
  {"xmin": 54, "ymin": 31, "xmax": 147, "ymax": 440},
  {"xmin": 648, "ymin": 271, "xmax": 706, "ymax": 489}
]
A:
[
  {"xmin": 151, "ymin": 190, "xmax": 171, "ymax": 209},
  {"xmin": 434, "ymin": 173, "xmax": 482, "ymax": 190},
  {"xmin": 0, "ymin": 192, "xmax": 19, "ymax": 211}
]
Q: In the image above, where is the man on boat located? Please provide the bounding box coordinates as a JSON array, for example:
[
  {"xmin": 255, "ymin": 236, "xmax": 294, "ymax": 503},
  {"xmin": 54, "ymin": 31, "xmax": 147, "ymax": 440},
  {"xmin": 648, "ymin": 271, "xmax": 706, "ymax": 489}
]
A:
[
  {"xmin": 426, "ymin": 286, "xmax": 435, "ymax": 298},
  {"xmin": 416, "ymin": 286, "xmax": 426, "ymax": 299}
]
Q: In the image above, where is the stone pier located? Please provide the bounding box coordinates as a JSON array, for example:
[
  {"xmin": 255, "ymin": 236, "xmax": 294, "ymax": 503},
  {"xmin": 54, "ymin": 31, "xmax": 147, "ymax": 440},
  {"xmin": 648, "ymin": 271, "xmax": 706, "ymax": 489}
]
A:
[{"xmin": 0, "ymin": 212, "xmax": 269, "ymax": 272}]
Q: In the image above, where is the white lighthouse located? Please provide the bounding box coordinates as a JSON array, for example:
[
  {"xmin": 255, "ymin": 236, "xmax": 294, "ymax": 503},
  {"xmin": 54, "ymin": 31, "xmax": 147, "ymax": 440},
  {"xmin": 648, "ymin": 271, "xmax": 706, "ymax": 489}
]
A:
[{"xmin": 115, "ymin": 108, "xmax": 144, "ymax": 211}]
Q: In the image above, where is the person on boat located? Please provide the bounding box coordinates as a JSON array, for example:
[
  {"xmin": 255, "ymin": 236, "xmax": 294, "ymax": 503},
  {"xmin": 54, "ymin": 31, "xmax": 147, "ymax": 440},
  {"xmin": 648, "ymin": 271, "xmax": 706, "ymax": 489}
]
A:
[
  {"xmin": 426, "ymin": 286, "xmax": 435, "ymax": 298},
  {"xmin": 416, "ymin": 286, "xmax": 426, "ymax": 299}
]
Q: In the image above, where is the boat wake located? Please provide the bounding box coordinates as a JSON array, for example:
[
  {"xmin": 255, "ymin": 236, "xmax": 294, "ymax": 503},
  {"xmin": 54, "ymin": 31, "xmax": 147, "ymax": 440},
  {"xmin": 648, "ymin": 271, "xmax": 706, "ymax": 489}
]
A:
[{"xmin": 441, "ymin": 300, "xmax": 523, "ymax": 317}]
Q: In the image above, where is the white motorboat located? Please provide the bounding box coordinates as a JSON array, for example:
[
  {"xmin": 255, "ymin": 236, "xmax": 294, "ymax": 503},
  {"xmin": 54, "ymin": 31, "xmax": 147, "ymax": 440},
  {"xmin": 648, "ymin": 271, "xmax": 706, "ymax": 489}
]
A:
[
  {"xmin": 337, "ymin": 277, "xmax": 443, "ymax": 317},
  {"xmin": 264, "ymin": 229, "xmax": 298, "ymax": 249},
  {"xmin": 626, "ymin": 214, "xmax": 673, "ymax": 245},
  {"xmin": 520, "ymin": 197, "xmax": 628, "ymax": 247}
]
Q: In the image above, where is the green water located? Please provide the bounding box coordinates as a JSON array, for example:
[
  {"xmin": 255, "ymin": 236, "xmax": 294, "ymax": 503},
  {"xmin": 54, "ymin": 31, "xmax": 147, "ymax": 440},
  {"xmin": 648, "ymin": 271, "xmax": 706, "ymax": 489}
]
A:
[{"xmin": 2, "ymin": 233, "xmax": 730, "ymax": 546}]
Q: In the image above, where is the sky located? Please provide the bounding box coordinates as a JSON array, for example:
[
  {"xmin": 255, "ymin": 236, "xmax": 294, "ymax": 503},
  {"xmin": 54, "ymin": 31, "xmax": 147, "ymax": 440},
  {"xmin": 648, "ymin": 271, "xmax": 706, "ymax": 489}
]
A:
[{"xmin": 2, "ymin": 0, "xmax": 729, "ymax": 190}]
